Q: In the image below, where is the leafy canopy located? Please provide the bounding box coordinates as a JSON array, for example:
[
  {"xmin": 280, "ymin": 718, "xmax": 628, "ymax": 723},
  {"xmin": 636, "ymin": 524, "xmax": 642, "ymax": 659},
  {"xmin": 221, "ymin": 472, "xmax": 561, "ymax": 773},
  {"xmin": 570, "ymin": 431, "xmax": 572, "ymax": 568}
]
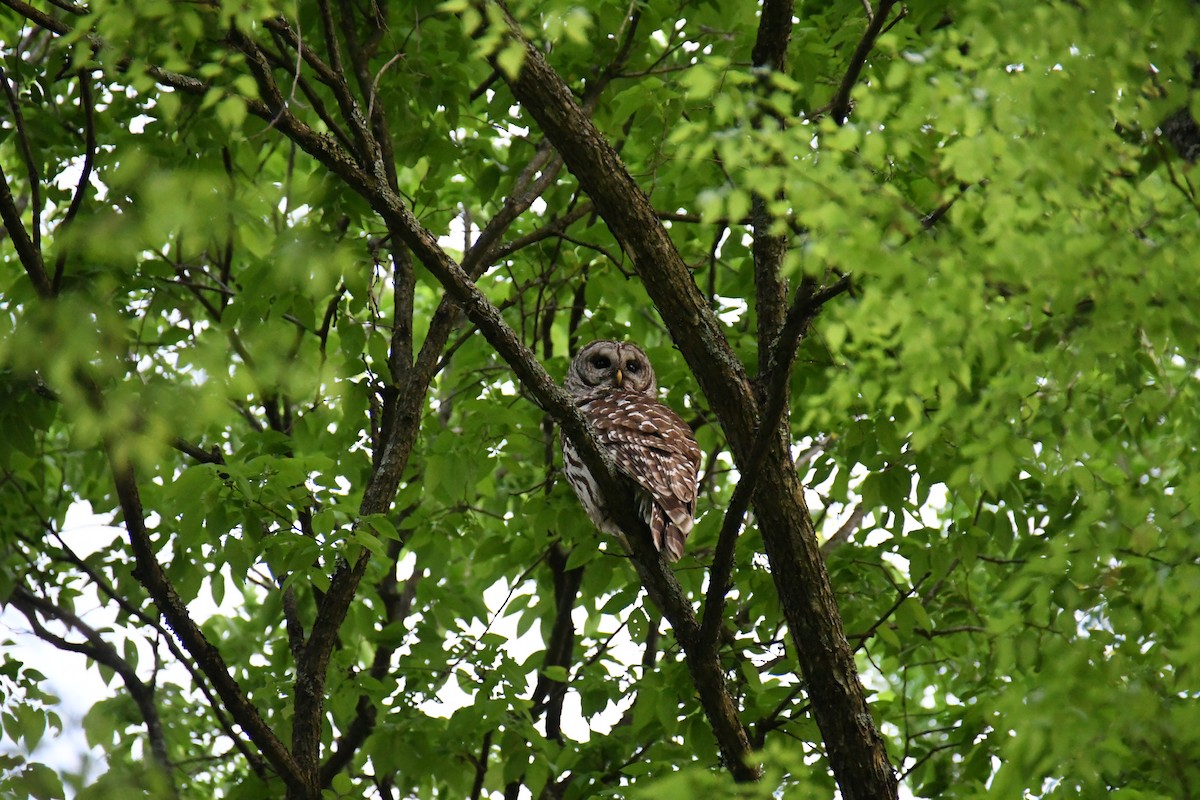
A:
[{"xmin": 1, "ymin": 0, "xmax": 1198, "ymax": 798}]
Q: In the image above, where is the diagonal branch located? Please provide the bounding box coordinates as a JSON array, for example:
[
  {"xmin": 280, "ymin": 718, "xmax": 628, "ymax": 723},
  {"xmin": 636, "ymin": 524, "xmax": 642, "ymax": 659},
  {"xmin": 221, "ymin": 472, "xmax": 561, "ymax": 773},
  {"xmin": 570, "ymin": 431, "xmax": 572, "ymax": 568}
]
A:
[
  {"xmin": 489, "ymin": 2, "xmax": 758, "ymax": 443},
  {"xmin": 0, "ymin": 62, "xmax": 42, "ymax": 254},
  {"xmin": 53, "ymin": 70, "xmax": 96, "ymax": 292},
  {"xmin": 9, "ymin": 585, "xmax": 178, "ymax": 792},
  {"xmin": 821, "ymin": 503, "xmax": 868, "ymax": 557},
  {"xmin": 107, "ymin": 452, "xmax": 307, "ymax": 794},
  {"xmin": 0, "ymin": 160, "xmax": 50, "ymax": 298},
  {"xmin": 830, "ymin": 0, "xmax": 902, "ymax": 125},
  {"xmin": 0, "ymin": 0, "xmax": 68, "ymax": 35}
]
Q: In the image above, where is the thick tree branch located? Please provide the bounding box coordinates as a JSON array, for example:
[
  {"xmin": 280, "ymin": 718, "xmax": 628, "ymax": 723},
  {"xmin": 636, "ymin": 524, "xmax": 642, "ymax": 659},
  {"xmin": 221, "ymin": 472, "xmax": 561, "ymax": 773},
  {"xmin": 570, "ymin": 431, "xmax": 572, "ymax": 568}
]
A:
[
  {"xmin": 749, "ymin": 0, "xmax": 794, "ymax": 376},
  {"xmin": 0, "ymin": 0, "xmax": 68, "ymax": 36},
  {"xmin": 751, "ymin": 0, "xmax": 794, "ymax": 70},
  {"xmin": 700, "ymin": 275, "xmax": 850, "ymax": 647}
]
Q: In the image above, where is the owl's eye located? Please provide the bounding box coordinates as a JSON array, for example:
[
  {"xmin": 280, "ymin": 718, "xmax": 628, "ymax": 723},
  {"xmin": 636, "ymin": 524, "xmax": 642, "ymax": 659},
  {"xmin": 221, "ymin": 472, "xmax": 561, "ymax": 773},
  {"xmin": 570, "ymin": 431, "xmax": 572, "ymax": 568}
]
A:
[
  {"xmin": 625, "ymin": 360, "xmax": 641, "ymax": 373},
  {"xmin": 590, "ymin": 355, "xmax": 611, "ymax": 369}
]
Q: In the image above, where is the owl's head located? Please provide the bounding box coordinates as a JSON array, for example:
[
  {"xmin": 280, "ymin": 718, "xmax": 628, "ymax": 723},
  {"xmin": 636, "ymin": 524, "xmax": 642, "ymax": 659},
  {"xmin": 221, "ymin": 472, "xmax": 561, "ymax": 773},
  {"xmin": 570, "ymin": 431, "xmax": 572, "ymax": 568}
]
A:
[{"xmin": 566, "ymin": 340, "xmax": 657, "ymax": 397}]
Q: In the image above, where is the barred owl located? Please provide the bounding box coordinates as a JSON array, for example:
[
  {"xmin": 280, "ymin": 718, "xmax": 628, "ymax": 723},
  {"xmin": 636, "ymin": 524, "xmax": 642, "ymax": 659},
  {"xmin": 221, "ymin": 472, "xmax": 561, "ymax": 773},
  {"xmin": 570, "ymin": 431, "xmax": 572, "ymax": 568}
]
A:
[{"xmin": 562, "ymin": 340, "xmax": 701, "ymax": 562}]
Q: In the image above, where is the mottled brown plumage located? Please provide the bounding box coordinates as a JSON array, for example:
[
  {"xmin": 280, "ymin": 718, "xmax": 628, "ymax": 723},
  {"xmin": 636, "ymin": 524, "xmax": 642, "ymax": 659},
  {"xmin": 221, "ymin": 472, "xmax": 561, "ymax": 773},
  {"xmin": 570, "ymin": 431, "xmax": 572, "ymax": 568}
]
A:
[{"xmin": 562, "ymin": 340, "xmax": 701, "ymax": 562}]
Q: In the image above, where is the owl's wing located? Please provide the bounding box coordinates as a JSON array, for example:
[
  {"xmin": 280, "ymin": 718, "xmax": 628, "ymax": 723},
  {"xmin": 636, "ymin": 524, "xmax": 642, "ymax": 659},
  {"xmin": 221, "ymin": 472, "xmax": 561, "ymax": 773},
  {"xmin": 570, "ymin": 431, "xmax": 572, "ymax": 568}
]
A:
[{"xmin": 585, "ymin": 394, "xmax": 702, "ymax": 509}]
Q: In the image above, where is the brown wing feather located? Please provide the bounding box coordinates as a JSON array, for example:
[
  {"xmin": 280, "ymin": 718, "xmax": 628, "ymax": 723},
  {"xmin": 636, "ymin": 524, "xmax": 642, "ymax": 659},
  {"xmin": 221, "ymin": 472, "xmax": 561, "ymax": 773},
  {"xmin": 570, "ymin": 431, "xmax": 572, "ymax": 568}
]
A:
[{"xmin": 580, "ymin": 392, "xmax": 701, "ymax": 561}]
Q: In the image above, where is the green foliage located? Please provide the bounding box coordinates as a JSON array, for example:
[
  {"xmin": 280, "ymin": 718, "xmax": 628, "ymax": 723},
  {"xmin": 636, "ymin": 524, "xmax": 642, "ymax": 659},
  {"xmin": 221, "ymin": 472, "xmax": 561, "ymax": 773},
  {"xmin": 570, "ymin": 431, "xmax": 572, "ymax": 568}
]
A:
[{"xmin": 2, "ymin": 0, "xmax": 1199, "ymax": 798}]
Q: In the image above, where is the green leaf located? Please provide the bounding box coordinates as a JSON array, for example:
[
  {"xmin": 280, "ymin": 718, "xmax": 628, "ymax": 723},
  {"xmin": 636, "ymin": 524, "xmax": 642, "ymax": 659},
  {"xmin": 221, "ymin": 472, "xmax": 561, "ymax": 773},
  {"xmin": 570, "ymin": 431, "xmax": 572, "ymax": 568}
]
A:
[
  {"xmin": 496, "ymin": 41, "xmax": 526, "ymax": 80},
  {"xmin": 541, "ymin": 666, "xmax": 569, "ymax": 682}
]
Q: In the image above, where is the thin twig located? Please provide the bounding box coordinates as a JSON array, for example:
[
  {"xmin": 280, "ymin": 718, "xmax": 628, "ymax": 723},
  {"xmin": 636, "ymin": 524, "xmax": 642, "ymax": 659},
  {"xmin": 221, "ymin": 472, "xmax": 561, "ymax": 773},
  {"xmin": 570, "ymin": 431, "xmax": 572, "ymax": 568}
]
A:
[
  {"xmin": 830, "ymin": 0, "xmax": 902, "ymax": 125},
  {"xmin": 53, "ymin": 72, "xmax": 97, "ymax": 291},
  {"xmin": 0, "ymin": 62, "xmax": 41, "ymax": 253}
]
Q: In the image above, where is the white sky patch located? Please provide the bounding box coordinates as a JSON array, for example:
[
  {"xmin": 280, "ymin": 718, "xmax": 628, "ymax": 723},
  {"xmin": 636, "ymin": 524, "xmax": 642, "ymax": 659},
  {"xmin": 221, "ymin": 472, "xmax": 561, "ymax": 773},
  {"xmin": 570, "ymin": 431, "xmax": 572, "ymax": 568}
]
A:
[
  {"xmin": 281, "ymin": 201, "xmax": 312, "ymax": 226},
  {"xmin": 445, "ymin": 211, "xmax": 482, "ymax": 254},
  {"xmin": 52, "ymin": 158, "xmax": 109, "ymax": 204},
  {"xmin": 713, "ymin": 294, "xmax": 747, "ymax": 325},
  {"xmin": 480, "ymin": 379, "xmax": 519, "ymax": 399},
  {"xmin": 129, "ymin": 114, "xmax": 155, "ymax": 134},
  {"xmin": 708, "ymin": 224, "xmax": 731, "ymax": 258}
]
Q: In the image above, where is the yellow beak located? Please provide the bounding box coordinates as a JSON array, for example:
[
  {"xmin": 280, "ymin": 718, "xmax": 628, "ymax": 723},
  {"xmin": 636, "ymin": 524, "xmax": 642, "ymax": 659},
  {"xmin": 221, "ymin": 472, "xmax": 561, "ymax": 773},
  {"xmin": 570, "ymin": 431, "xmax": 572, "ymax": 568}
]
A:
[{"xmin": 615, "ymin": 368, "xmax": 623, "ymax": 387}]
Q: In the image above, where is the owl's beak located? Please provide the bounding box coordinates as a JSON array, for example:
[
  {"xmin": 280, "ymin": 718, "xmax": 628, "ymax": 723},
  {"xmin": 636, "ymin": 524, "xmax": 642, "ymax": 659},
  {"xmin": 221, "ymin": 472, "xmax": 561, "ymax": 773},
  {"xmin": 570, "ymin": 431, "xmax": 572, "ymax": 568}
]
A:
[{"xmin": 615, "ymin": 368, "xmax": 624, "ymax": 387}]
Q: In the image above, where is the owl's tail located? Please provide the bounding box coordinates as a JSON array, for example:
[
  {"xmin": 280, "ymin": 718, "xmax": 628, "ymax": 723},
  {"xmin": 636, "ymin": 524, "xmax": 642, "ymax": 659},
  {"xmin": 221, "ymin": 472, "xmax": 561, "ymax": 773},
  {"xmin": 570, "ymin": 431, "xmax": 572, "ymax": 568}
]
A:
[{"xmin": 649, "ymin": 501, "xmax": 693, "ymax": 562}]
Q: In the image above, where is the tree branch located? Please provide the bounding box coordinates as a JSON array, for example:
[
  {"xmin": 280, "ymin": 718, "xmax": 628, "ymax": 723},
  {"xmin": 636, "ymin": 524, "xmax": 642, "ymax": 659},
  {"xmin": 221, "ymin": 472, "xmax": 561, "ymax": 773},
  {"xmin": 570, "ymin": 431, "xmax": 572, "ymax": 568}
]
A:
[
  {"xmin": 529, "ymin": 544, "xmax": 583, "ymax": 743},
  {"xmin": 0, "ymin": 61, "xmax": 42, "ymax": 256},
  {"xmin": 52, "ymin": 70, "xmax": 96, "ymax": 292},
  {"xmin": 9, "ymin": 586, "xmax": 178, "ymax": 793},
  {"xmin": 318, "ymin": 566, "xmax": 420, "ymax": 785},
  {"xmin": 749, "ymin": 0, "xmax": 794, "ymax": 375},
  {"xmin": 0, "ymin": 159, "xmax": 50, "ymax": 298},
  {"xmin": 0, "ymin": 0, "xmax": 69, "ymax": 35},
  {"xmin": 699, "ymin": 0, "xmax": 799, "ymax": 650},
  {"xmin": 107, "ymin": 452, "xmax": 307, "ymax": 794},
  {"xmin": 821, "ymin": 504, "xmax": 867, "ymax": 557},
  {"xmin": 489, "ymin": 3, "xmax": 759, "ymax": 445},
  {"xmin": 830, "ymin": 0, "xmax": 902, "ymax": 125}
]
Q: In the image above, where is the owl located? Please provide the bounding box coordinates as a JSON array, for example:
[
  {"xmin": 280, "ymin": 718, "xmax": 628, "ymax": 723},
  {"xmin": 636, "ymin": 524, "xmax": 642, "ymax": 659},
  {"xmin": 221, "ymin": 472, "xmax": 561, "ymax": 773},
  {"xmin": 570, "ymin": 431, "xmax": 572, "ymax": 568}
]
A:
[{"xmin": 561, "ymin": 340, "xmax": 702, "ymax": 562}]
